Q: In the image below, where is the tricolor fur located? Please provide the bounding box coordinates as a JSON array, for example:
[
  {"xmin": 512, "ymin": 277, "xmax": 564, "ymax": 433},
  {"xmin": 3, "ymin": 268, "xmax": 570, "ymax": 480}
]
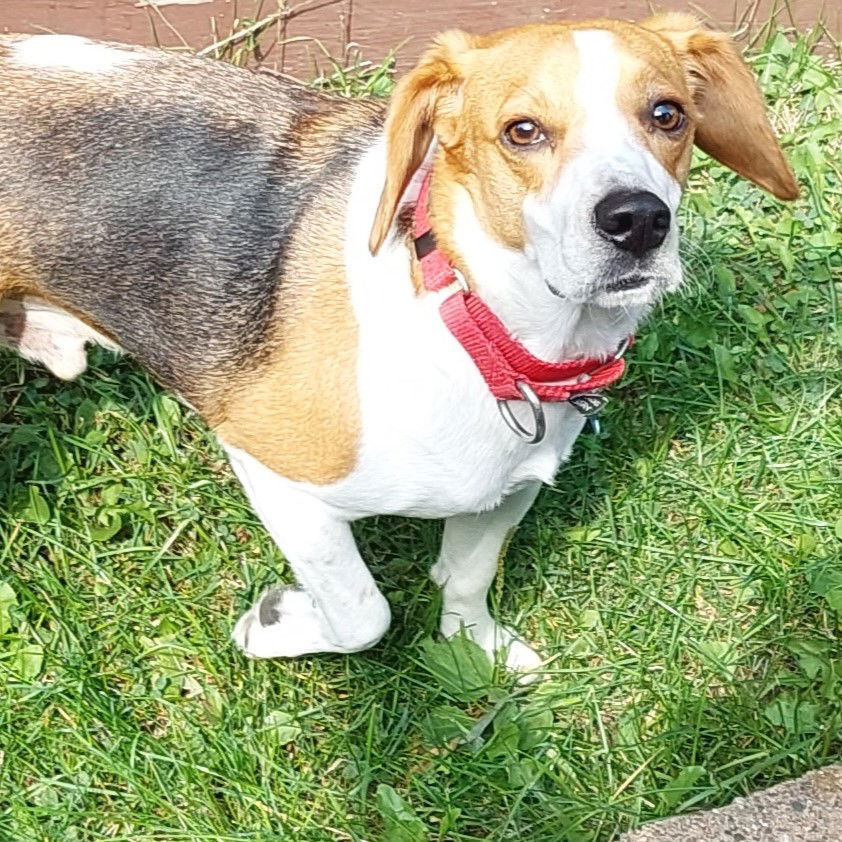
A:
[{"xmin": 0, "ymin": 18, "xmax": 797, "ymax": 669}]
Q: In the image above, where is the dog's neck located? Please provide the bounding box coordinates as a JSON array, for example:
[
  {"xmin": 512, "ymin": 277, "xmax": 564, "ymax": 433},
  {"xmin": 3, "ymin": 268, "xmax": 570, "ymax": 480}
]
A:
[{"xmin": 437, "ymin": 181, "xmax": 646, "ymax": 363}]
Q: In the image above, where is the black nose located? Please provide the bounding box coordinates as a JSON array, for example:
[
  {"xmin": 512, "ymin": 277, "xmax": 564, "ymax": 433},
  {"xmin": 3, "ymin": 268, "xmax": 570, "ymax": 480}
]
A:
[{"xmin": 593, "ymin": 190, "xmax": 671, "ymax": 256}]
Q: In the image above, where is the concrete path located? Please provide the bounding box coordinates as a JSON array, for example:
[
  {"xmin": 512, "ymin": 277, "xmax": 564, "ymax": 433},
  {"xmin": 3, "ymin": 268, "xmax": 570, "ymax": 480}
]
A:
[{"xmin": 621, "ymin": 766, "xmax": 842, "ymax": 841}]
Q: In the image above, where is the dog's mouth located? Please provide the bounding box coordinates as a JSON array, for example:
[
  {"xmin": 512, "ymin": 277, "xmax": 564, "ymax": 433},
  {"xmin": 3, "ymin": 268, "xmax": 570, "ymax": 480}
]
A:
[
  {"xmin": 589, "ymin": 273, "xmax": 662, "ymax": 308},
  {"xmin": 602, "ymin": 273, "xmax": 651, "ymax": 294},
  {"xmin": 545, "ymin": 273, "xmax": 658, "ymax": 304}
]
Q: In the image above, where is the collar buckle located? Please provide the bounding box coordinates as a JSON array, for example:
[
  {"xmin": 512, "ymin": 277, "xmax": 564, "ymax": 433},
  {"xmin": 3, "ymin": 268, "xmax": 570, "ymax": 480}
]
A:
[
  {"xmin": 613, "ymin": 336, "xmax": 631, "ymax": 360},
  {"xmin": 451, "ymin": 267, "xmax": 470, "ymax": 293}
]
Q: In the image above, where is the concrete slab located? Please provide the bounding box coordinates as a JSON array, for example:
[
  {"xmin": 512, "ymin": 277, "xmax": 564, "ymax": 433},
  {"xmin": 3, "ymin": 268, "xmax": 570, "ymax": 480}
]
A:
[{"xmin": 621, "ymin": 766, "xmax": 842, "ymax": 842}]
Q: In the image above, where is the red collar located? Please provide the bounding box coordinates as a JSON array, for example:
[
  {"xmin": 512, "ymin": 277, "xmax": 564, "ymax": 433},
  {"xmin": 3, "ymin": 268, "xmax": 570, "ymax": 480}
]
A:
[{"xmin": 413, "ymin": 172, "xmax": 631, "ymax": 443}]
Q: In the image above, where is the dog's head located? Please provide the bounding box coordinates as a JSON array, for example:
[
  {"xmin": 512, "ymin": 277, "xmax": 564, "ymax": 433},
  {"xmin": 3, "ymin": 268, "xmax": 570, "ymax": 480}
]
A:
[{"xmin": 370, "ymin": 15, "xmax": 797, "ymax": 310}]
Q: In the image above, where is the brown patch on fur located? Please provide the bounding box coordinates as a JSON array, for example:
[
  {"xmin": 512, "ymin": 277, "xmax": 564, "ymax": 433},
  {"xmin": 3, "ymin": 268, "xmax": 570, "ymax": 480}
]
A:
[
  {"xmin": 431, "ymin": 29, "xmax": 583, "ymax": 257},
  {"xmin": 210, "ymin": 102, "xmax": 372, "ymax": 484},
  {"xmin": 373, "ymin": 25, "xmax": 584, "ymax": 267},
  {"xmin": 215, "ymin": 181, "xmax": 360, "ymax": 486}
]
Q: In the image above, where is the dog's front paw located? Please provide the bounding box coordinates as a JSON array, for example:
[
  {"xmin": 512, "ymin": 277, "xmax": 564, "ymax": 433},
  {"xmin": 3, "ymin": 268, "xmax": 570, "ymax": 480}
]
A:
[
  {"xmin": 506, "ymin": 638, "xmax": 543, "ymax": 672},
  {"xmin": 502, "ymin": 637, "xmax": 543, "ymax": 683},
  {"xmin": 491, "ymin": 627, "xmax": 543, "ymax": 681},
  {"xmin": 232, "ymin": 586, "xmax": 390, "ymax": 658},
  {"xmin": 441, "ymin": 615, "xmax": 543, "ymax": 679},
  {"xmin": 232, "ymin": 587, "xmax": 335, "ymax": 658}
]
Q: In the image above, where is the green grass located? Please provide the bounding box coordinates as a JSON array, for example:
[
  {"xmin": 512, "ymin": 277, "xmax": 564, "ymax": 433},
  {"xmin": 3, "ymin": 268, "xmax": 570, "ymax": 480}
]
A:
[{"xmin": 1, "ymin": 29, "xmax": 840, "ymax": 842}]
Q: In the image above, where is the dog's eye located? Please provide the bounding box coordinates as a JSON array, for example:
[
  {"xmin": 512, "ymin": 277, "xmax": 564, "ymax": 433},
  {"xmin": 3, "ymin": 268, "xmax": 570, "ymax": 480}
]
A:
[
  {"xmin": 651, "ymin": 101, "xmax": 684, "ymax": 132},
  {"xmin": 503, "ymin": 119, "xmax": 546, "ymax": 147}
]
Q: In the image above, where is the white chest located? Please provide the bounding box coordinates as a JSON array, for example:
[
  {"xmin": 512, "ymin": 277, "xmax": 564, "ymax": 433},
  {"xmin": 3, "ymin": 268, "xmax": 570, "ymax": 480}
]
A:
[{"xmin": 307, "ymin": 281, "xmax": 587, "ymax": 519}]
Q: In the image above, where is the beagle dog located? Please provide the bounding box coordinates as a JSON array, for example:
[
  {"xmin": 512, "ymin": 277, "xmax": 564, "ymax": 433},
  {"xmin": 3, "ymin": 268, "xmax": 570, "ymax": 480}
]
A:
[{"xmin": 0, "ymin": 16, "xmax": 797, "ymax": 671}]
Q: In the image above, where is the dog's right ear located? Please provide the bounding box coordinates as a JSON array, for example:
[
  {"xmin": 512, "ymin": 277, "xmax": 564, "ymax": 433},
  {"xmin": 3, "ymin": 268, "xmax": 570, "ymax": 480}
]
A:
[
  {"xmin": 641, "ymin": 14, "xmax": 798, "ymax": 200},
  {"xmin": 369, "ymin": 30, "xmax": 474, "ymax": 256}
]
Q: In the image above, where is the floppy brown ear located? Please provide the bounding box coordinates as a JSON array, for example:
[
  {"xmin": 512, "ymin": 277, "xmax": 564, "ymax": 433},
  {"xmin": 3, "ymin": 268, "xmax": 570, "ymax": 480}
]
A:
[
  {"xmin": 368, "ymin": 31, "xmax": 473, "ymax": 255},
  {"xmin": 641, "ymin": 14, "xmax": 798, "ymax": 200}
]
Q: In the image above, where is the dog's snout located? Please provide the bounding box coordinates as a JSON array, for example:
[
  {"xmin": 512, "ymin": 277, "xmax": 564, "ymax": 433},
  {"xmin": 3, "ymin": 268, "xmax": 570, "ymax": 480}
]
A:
[{"xmin": 593, "ymin": 191, "xmax": 671, "ymax": 257}]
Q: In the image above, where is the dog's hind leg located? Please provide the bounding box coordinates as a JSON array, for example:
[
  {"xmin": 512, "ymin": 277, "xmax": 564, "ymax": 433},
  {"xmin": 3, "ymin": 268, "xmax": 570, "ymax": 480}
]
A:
[
  {"xmin": 431, "ymin": 482, "xmax": 543, "ymax": 673},
  {"xmin": 225, "ymin": 445, "xmax": 391, "ymax": 658},
  {"xmin": 0, "ymin": 295, "xmax": 120, "ymax": 380}
]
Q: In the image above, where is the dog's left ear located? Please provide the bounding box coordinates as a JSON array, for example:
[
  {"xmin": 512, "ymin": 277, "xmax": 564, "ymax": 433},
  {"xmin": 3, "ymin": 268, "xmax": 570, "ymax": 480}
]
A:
[
  {"xmin": 369, "ymin": 30, "xmax": 474, "ymax": 255},
  {"xmin": 641, "ymin": 14, "xmax": 798, "ymax": 200}
]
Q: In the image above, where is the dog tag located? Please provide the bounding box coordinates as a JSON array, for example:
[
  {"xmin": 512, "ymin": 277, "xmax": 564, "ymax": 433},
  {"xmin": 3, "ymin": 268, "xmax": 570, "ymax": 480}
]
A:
[{"xmin": 568, "ymin": 392, "xmax": 608, "ymax": 417}]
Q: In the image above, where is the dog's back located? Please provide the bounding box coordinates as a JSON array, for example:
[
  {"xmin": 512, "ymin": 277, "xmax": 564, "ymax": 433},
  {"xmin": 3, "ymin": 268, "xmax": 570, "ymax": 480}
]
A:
[{"xmin": 0, "ymin": 35, "xmax": 383, "ymax": 415}]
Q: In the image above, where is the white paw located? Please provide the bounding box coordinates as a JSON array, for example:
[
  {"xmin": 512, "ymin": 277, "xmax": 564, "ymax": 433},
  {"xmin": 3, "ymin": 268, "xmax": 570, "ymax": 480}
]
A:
[
  {"xmin": 232, "ymin": 587, "xmax": 338, "ymax": 658},
  {"xmin": 501, "ymin": 635, "xmax": 543, "ymax": 669},
  {"xmin": 441, "ymin": 615, "xmax": 543, "ymax": 679},
  {"xmin": 503, "ymin": 637, "xmax": 544, "ymax": 683}
]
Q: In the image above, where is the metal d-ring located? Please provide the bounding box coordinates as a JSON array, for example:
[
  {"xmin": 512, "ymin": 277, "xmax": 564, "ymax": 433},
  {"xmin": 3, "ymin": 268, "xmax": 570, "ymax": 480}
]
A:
[{"xmin": 497, "ymin": 381, "xmax": 546, "ymax": 445}]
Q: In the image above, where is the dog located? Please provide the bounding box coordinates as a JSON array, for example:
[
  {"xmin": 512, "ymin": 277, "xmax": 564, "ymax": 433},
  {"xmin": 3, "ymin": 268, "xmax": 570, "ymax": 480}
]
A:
[{"xmin": 0, "ymin": 15, "xmax": 797, "ymax": 672}]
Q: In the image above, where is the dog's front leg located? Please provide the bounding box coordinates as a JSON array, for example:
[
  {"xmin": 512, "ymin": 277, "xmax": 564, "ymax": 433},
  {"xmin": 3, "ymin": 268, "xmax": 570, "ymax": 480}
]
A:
[
  {"xmin": 430, "ymin": 482, "xmax": 543, "ymax": 672},
  {"xmin": 225, "ymin": 447, "xmax": 391, "ymax": 658}
]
